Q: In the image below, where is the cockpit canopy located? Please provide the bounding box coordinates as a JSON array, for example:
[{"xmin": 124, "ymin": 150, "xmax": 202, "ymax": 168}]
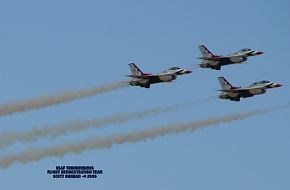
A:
[
  {"xmin": 169, "ymin": 67, "xmax": 181, "ymax": 70},
  {"xmin": 250, "ymin": 80, "xmax": 270, "ymax": 86},
  {"xmin": 240, "ymin": 48, "xmax": 251, "ymax": 52}
]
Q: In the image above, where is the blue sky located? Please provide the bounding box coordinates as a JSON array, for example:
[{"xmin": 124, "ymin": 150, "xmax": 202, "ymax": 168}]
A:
[{"xmin": 0, "ymin": 0, "xmax": 289, "ymax": 189}]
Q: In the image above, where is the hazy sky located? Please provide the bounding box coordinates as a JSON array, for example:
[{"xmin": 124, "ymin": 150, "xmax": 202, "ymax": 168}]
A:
[{"xmin": 0, "ymin": 0, "xmax": 289, "ymax": 189}]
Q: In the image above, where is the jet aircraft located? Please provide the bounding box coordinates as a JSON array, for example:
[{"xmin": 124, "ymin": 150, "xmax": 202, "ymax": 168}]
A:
[
  {"xmin": 127, "ymin": 63, "xmax": 192, "ymax": 88},
  {"xmin": 198, "ymin": 45, "xmax": 263, "ymax": 70},
  {"xmin": 217, "ymin": 77, "xmax": 282, "ymax": 101}
]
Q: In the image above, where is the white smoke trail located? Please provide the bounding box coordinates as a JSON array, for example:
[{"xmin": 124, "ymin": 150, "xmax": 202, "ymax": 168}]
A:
[
  {"xmin": 0, "ymin": 81, "xmax": 128, "ymax": 117},
  {"xmin": 1, "ymin": 103, "xmax": 287, "ymax": 169},
  {"xmin": 0, "ymin": 97, "xmax": 214, "ymax": 148}
]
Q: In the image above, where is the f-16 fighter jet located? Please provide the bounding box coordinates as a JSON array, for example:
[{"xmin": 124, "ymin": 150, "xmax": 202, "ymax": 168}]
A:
[
  {"xmin": 127, "ymin": 63, "xmax": 192, "ymax": 88},
  {"xmin": 218, "ymin": 77, "xmax": 282, "ymax": 101},
  {"xmin": 198, "ymin": 45, "xmax": 263, "ymax": 70}
]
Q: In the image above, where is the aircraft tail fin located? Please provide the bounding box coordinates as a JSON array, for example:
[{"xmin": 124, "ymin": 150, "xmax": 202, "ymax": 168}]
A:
[
  {"xmin": 198, "ymin": 45, "xmax": 214, "ymax": 58},
  {"xmin": 218, "ymin": 77, "xmax": 238, "ymax": 91},
  {"xmin": 128, "ymin": 63, "xmax": 147, "ymax": 77}
]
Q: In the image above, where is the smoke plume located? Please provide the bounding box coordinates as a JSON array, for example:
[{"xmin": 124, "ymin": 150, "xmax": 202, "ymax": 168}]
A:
[
  {"xmin": 0, "ymin": 97, "xmax": 213, "ymax": 148},
  {"xmin": 0, "ymin": 82, "xmax": 128, "ymax": 117},
  {"xmin": 0, "ymin": 103, "xmax": 287, "ymax": 169}
]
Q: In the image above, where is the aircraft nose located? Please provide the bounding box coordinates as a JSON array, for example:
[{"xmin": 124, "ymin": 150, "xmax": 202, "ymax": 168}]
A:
[
  {"xmin": 184, "ymin": 70, "xmax": 192, "ymax": 74},
  {"xmin": 255, "ymin": 51, "xmax": 264, "ymax": 55},
  {"xmin": 274, "ymin": 83, "xmax": 282, "ymax": 87}
]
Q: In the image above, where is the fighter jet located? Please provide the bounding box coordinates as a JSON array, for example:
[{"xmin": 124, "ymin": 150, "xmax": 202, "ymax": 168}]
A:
[
  {"xmin": 217, "ymin": 77, "xmax": 282, "ymax": 101},
  {"xmin": 218, "ymin": 77, "xmax": 282, "ymax": 102},
  {"xmin": 198, "ymin": 45, "xmax": 263, "ymax": 70},
  {"xmin": 126, "ymin": 63, "xmax": 192, "ymax": 88}
]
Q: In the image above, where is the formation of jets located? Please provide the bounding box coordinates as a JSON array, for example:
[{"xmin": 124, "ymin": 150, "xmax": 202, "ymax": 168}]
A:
[{"xmin": 126, "ymin": 45, "xmax": 282, "ymax": 101}]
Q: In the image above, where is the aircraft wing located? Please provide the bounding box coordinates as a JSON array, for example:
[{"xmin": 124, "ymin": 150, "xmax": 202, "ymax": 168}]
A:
[
  {"xmin": 126, "ymin": 73, "xmax": 171, "ymax": 79},
  {"xmin": 199, "ymin": 54, "xmax": 248, "ymax": 61},
  {"xmin": 198, "ymin": 56, "xmax": 230, "ymax": 61},
  {"xmin": 229, "ymin": 86, "xmax": 264, "ymax": 92}
]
